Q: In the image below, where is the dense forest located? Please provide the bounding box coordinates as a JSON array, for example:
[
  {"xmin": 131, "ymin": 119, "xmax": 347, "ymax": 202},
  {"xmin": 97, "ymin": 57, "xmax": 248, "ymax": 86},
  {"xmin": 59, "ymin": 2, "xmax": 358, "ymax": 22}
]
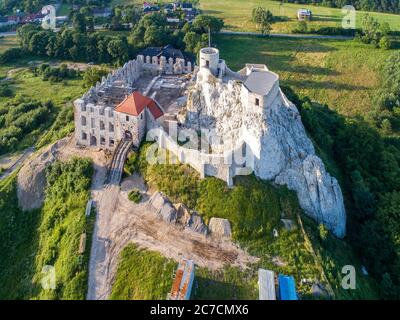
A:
[
  {"xmin": 10, "ymin": 12, "xmax": 223, "ymax": 65},
  {"xmin": 274, "ymin": 0, "xmax": 400, "ymax": 14}
]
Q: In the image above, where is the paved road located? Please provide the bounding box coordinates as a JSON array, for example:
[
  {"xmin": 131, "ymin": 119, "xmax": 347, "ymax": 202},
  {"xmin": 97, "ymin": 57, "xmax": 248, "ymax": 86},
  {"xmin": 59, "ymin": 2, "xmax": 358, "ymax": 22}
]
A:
[
  {"xmin": 0, "ymin": 147, "xmax": 35, "ymax": 181},
  {"xmin": 219, "ymin": 29, "xmax": 353, "ymax": 40}
]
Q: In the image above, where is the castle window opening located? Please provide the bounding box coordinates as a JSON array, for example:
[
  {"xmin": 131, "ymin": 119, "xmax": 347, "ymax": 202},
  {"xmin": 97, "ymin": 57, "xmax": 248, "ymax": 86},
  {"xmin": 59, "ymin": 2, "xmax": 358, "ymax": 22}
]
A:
[
  {"xmin": 109, "ymin": 139, "xmax": 115, "ymax": 147},
  {"xmin": 81, "ymin": 132, "xmax": 87, "ymax": 140},
  {"xmin": 100, "ymin": 136, "xmax": 106, "ymax": 145},
  {"xmin": 141, "ymin": 113, "xmax": 143, "ymax": 120},
  {"xmin": 108, "ymin": 110, "xmax": 113, "ymax": 118},
  {"xmin": 100, "ymin": 120, "xmax": 105, "ymax": 130},
  {"xmin": 90, "ymin": 135, "xmax": 97, "ymax": 146},
  {"xmin": 126, "ymin": 115, "xmax": 130, "ymax": 122},
  {"xmin": 81, "ymin": 116, "xmax": 87, "ymax": 126},
  {"xmin": 81, "ymin": 105, "xmax": 86, "ymax": 112},
  {"xmin": 255, "ymin": 98, "xmax": 260, "ymax": 106},
  {"xmin": 91, "ymin": 118, "xmax": 95, "ymax": 128},
  {"xmin": 109, "ymin": 123, "xmax": 114, "ymax": 132},
  {"xmin": 90, "ymin": 107, "xmax": 94, "ymax": 113},
  {"xmin": 100, "ymin": 108, "xmax": 104, "ymax": 116}
]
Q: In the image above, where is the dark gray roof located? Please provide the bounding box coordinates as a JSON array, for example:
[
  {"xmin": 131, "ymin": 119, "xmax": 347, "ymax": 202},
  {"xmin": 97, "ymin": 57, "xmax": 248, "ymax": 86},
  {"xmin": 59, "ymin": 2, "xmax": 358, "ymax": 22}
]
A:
[
  {"xmin": 138, "ymin": 45, "xmax": 194, "ymax": 64},
  {"xmin": 243, "ymin": 71, "xmax": 279, "ymax": 96}
]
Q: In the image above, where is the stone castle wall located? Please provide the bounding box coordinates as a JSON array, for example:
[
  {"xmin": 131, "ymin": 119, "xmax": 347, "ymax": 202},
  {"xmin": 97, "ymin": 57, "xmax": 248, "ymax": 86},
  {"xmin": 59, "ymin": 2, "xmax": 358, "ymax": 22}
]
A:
[{"xmin": 74, "ymin": 54, "xmax": 192, "ymax": 150}]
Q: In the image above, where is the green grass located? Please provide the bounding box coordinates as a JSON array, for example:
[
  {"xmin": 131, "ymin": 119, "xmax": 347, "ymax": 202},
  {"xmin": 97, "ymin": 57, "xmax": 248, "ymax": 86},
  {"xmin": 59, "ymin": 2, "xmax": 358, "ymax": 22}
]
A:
[
  {"xmin": 57, "ymin": 3, "xmax": 72, "ymax": 16},
  {"xmin": 110, "ymin": 244, "xmax": 177, "ymax": 300},
  {"xmin": 0, "ymin": 157, "xmax": 94, "ymax": 299},
  {"xmin": 128, "ymin": 189, "xmax": 142, "ymax": 203},
  {"xmin": 0, "ymin": 61, "xmax": 85, "ymax": 154},
  {"xmin": 199, "ymin": 0, "xmax": 400, "ymax": 33},
  {"xmin": 0, "ymin": 66, "xmax": 85, "ymax": 106},
  {"xmin": 193, "ymin": 266, "xmax": 258, "ymax": 300},
  {"xmin": 132, "ymin": 143, "xmax": 378, "ymax": 299},
  {"xmin": 215, "ymin": 34, "xmax": 395, "ymax": 117},
  {"xmin": 0, "ymin": 36, "xmax": 19, "ymax": 54}
]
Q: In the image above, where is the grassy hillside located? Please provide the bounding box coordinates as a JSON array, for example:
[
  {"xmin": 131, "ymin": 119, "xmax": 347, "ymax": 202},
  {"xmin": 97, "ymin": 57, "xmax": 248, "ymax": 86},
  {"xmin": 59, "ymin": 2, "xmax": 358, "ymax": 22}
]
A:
[
  {"xmin": 199, "ymin": 0, "xmax": 400, "ymax": 33},
  {"xmin": 110, "ymin": 244, "xmax": 177, "ymax": 300},
  {"xmin": 0, "ymin": 157, "xmax": 94, "ymax": 299},
  {"xmin": 215, "ymin": 34, "xmax": 393, "ymax": 117},
  {"xmin": 110, "ymin": 144, "xmax": 378, "ymax": 300}
]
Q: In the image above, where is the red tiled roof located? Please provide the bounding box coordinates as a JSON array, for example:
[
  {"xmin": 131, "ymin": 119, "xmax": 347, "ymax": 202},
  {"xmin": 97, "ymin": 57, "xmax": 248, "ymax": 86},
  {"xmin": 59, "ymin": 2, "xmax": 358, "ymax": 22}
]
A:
[
  {"xmin": 148, "ymin": 100, "xmax": 164, "ymax": 119},
  {"xmin": 115, "ymin": 91, "xmax": 163, "ymax": 119}
]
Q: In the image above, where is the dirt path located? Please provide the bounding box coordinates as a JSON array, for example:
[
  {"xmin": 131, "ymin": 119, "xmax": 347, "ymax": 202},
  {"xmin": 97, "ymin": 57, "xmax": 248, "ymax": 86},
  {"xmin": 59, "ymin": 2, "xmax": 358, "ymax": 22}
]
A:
[
  {"xmin": 87, "ymin": 172, "xmax": 258, "ymax": 300},
  {"xmin": 0, "ymin": 147, "xmax": 35, "ymax": 181}
]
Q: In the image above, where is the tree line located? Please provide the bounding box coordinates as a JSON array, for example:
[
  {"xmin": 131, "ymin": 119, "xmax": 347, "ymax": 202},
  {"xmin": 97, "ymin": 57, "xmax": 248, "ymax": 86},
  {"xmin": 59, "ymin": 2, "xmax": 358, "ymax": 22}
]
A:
[
  {"xmin": 13, "ymin": 12, "xmax": 223, "ymax": 66},
  {"xmin": 0, "ymin": 0, "xmax": 111, "ymax": 15}
]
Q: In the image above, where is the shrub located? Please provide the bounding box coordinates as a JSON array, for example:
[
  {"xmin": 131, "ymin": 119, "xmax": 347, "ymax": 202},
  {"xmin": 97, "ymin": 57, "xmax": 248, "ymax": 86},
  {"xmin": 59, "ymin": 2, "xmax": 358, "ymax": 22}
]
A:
[
  {"xmin": 124, "ymin": 151, "xmax": 138, "ymax": 176},
  {"xmin": 128, "ymin": 189, "xmax": 142, "ymax": 203}
]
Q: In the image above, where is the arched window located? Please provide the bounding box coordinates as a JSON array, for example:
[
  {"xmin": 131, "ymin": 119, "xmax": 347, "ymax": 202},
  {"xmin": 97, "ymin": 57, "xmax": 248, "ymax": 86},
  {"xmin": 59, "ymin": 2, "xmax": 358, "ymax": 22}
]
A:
[{"xmin": 81, "ymin": 116, "xmax": 87, "ymax": 126}]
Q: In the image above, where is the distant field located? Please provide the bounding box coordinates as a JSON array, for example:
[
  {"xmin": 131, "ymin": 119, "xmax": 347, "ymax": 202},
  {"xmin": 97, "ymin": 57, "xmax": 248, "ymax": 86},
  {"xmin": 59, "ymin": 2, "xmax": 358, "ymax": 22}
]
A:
[
  {"xmin": 199, "ymin": 0, "xmax": 400, "ymax": 33},
  {"xmin": 0, "ymin": 58, "xmax": 85, "ymax": 106},
  {"xmin": 0, "ymin": 36, "xmax": 19, "ymax": 53},
  {"xmin": 215, "ymin": 34, "xmax": 394, "ymax": 116},
  {"xmin": 57, "ymin": 3, "xmax": 72, "ymax": 16}
]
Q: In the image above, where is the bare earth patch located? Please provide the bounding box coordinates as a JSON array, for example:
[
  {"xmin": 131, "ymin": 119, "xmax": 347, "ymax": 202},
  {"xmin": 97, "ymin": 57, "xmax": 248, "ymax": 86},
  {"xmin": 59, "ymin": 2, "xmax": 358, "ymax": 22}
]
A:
[{"xmin": 88, "ymin": 172, "xmax": 258, "ymax": 300}]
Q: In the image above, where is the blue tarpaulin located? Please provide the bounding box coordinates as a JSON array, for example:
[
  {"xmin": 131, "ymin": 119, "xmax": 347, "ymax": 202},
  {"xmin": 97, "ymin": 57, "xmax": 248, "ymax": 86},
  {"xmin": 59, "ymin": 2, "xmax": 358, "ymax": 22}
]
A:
[{"xmin": 278, "ymin": 274, "xmax": 298, "ymax": 300}]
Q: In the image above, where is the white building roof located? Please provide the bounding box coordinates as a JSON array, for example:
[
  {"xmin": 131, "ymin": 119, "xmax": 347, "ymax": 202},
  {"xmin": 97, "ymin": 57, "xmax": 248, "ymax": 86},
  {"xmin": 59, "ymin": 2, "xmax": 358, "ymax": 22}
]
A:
[{"xmin": 244, "ymin": 71, "xmax": 278, "ymax": 96}]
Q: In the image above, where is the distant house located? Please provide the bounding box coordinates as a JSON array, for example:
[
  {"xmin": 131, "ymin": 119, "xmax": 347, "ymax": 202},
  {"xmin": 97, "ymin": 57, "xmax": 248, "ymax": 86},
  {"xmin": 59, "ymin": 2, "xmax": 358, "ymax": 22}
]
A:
[
  {"xmin": 0, "ymin": 15, "xmax": 20, "ymax": 27},
  {"xmin": 20, "ymin": 13, "xmax": 45, "ymax": 24},
  {"xmin": 7, "ymin": 16, "xmax": 19, "ymax": 25},
  {"xmin": 143, "ymin": 5, "xmax": 160, "ymax": 14},
  {"xmin": 0, "ymin": 17, "xmax": 8, "ymax": 27},
  {"xmin": 181, "ymin": 3, "xmax": 193, "ymax": 12},
  {"xmin": 164, "ymin": 3, "xmax": 174, "ymax": 13},
  {"xmin": 92, "ymin": 7, "xmax": 112, "ymax": 18},
  {"xmin": 184, "ymin": 11, "xmax": 196, "ymax": 23},
  {"xmin": 297, "ymin": 9, "xmax": 312, "ymax": 21},
  {"xmin": 166, "ymin": 17, "xmax": 180, "ymax": 24},
  {"xmin": 56, "ymin": 16, "xmax": 68, "ymax": 26},
  {"xmin": 173, "ymin": 2, "xmax": 194, "ymax": 11}
]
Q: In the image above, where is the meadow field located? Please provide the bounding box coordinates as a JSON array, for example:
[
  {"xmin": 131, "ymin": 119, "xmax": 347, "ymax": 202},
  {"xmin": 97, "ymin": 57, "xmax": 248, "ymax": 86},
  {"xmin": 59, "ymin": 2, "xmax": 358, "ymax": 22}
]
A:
[
  {"xmin": 215, "ymin": 34, "xmax": 393, "ymax": 116},
  {"xmin": 118, "ymin": 0, "xmax": 400, "ymax": 33},
  {"xmin": 0, "ymin": 36, "xmax": 19, "ymax": 54},
  {"xmin": 199, "ymin": 0, "xmax": 400, "ymax": 33}
]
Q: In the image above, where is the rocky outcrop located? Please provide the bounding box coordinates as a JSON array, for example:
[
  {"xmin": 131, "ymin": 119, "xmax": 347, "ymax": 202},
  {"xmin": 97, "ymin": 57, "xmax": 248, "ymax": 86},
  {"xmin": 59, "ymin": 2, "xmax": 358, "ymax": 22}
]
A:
[
  {"xmin": 175, "ymin": 203, "xmax": 208, "ymax": 235},
  {"xmin": 208, "ymin": 218, "xmax": 232, "ymax": 238},
  {"xmin": 149, "ymin": 191, "xmax": 177, "ymax": 223},
  {"xmin": 180, "ymin": 69, "xmax": 346, "ymax": 238},
  {"xmin": 149, "ymin": 192, "xmax": 208, "ymax": 235}
]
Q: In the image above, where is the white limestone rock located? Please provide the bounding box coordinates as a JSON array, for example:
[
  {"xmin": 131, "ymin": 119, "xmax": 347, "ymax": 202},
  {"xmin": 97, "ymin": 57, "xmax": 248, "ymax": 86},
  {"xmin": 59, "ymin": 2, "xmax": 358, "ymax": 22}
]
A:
[
  {"xmin": 149, "ymin": 191, "xmax": 177, "ymax": 223},
  {"xmin": 208, "ymin": 218, "xmax": 232, "ymax": 238},
  {"xmin": 181, "ymin": 70, "xmax": 346, "ymax": 238}
]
